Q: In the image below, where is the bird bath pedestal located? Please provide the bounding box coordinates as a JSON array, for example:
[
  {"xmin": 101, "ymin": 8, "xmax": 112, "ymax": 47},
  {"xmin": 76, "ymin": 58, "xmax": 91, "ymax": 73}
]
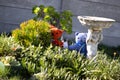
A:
[{"xmin": 78, "ymin": 16, "xmax": 115, "ymax": 59}]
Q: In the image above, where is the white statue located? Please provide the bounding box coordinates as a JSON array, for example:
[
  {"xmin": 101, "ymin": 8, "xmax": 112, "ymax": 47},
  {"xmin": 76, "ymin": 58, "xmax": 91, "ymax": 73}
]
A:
[{"xmin": 86, "ymin": 28, "xmax": 103, "ymax": 59}]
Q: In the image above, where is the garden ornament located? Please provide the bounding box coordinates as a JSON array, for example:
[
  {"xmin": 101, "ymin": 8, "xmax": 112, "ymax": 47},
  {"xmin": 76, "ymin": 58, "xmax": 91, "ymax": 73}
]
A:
[
  {"xmin": 78, "ymin": 16, "xmax": 115, "ymax": 59},
  {"xmin": 50, "ymin": 25, "xmax": 64, "ymax": 47},
  {"xmin": 63, "ymin": 32, "xmax": 87, "ymax": 57},
  {"xmin": 68, "ymin": 32, "xmax": 87, "ymax": 56}
]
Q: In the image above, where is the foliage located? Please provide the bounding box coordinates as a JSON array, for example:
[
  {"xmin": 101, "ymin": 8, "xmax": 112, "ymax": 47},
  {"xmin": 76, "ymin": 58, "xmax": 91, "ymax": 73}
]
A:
[
  {"xmin": 0, "ymin": 65, "xmax": 23, "ymax": 80},
  {"xmin": 0, "ymin": 66, "xmax": 10, "ymax": 79},
  {"xmin": 15, "ymin": 45, "xmax": 87, "ymax": 79},
  {"xmin": 12, "ymin": 19, "xmax": 52, "ymax": 47},
  {"xmin": 98, "ymin": 44, "xmax": 120, "ymax": 58},
  {"xmin": 0, "ymin": 35, "xmax": 19, "ymax": 56},
  {"xmin": 0, "ymin": 56, "xmax": 20, "ymax": 66},
  {"xmin": 85, "ymin": 53, "xmax": 120, "ymax": 80},
  {"xmin": 1, "ymin": 34, "xmax": 120, "ymax": 79},
  {"xmin": 0, "ymin": 62, "xmax": 5, "ymax": 74},
  {"xmin": 14, "ymin": 44, "xmax": 120, "ymax": 80},
  {"xmin": 32, "ymin": 5, "xmax": 73, "ymax": 34},
  {"xmin": 9, "ymin": 76, "xmax": 21, "ymax": 80}
]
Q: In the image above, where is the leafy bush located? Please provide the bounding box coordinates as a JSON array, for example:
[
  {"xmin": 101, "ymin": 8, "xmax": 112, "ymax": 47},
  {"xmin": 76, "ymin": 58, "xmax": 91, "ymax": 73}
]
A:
[
  {"xmin": 85, "ymin": 53, "xmax": 120, "ymax": 80},
  {"xmin": 0, "ymin": 40, "xmax": 120, "ymax": 80},
  {"xmin": 0, "ymin": 66, "xmax": 10, "ymax": 79},
  {"xmin": 0, "ymin": 35, "xmax": 19, "ymax": 56},
  {"xmin": 13, "ymin": 44, "xmax": 120, "ymax": 80},
  {"xmin": 9, "ymin": 76, "xmax": 21, "ymax": 80},
  {"xmin": 0, "ymin": 34, "xmax": 120, "ymax": 80},
  {"xmin": 16, "ymin": 45, "xmax": 87, "ymax": 79},
  {"xmin": 0, "ymin": 56, "xmax": 20, "ymax": 66},
  {"xmin": 32, "ymin": 5, "xmax": 73, "ymax": 34},
  {"xmin": 12, "ymin": 19, "xmax": 52, "ymax": 47}
]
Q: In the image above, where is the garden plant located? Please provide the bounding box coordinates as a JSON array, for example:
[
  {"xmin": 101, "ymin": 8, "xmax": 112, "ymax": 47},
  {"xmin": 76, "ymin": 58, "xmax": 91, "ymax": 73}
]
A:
[
  {"xmin": 32, "ymin": 5, "xmax": 73, "ymax": 34},
  {"xmin": 12, "ymin": 19, "xmax": 52, "ymax": 48}
]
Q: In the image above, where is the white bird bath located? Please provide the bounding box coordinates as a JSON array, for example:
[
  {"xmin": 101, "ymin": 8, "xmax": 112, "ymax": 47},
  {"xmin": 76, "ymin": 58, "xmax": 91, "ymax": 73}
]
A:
[{"xmin": 78, "ymin": 16, "xmax": 115, "ymax": 59}]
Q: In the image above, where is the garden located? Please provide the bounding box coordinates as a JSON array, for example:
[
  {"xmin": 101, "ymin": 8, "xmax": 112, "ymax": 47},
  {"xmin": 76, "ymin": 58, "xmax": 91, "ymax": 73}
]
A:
[{"xmin": 0, "ymin": 5, "xmax": 120, "ymax": 80}]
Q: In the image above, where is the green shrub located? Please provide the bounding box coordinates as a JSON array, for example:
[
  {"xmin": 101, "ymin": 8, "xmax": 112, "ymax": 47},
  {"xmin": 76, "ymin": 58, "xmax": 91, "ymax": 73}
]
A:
[
  {"xmin": 0, "ymin": 35, "xmax": 19, "ymax": 56},
  {"xmin": 85, "ymin": 53, "xmax": 120, "ymax": 80},
  {"xmin": 0, "ymin": 56, "xmax": 20, "ymax": 66},
  {"xmin": 12, "ymin": 19, "xmax": 52, "ymax": 47},
  {"xmin": 15, "ymin": 45, "xmax": 120, "ymax": 80},
  {"xmin": 0, "ymin": 66, "xmax": 10, "ymax": 79},
  {"xmin": 32, "ymin": 5, "xmax": 73, "ymax": 34},
  {"xmin": 9, "ymin": 76, "xmax": 21, "ymax": 80},
  {"xmin": 0, "ymin": 38, "xmax": 120, "ymax": 80},
  {"xmin": 16, "ymin": 45, "xmax": 89, "ymax": 79}
]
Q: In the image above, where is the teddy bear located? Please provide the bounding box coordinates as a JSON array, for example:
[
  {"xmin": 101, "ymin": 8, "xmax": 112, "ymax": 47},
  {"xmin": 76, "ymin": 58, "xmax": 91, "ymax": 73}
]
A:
[
  {"xmin": 64, "ymin": 32, "xmax": 87, "ymax": 56},
  {"xmin": 49, "ymin": 25, "xmax": 88, "ymax": 56},
  {"xmin": 50, "ymin": 25, "xmax": 64, "ymax": 47},
  {"xmin": 75, "ymin": 32, "xmax": 87, "ymax": 43}
]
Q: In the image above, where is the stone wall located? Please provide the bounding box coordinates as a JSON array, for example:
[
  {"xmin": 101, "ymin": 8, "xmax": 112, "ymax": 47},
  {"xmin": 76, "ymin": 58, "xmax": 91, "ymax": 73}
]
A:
[{"xmin": 0, "ymin": 0, "xmax": 120, "ymax": 46}]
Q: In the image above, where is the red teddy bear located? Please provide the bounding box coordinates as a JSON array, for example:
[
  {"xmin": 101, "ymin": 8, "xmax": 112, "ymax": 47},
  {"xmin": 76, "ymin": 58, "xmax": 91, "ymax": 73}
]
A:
[{"xmin": 50, "ymin": 25, "xmax": 64, "ymax": 47}]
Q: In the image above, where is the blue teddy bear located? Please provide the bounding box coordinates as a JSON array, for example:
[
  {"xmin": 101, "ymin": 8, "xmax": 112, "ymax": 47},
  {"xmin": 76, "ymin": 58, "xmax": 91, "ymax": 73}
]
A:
[{"xmin": 68, "ymin": 32, "xmax": 87, "ymax": 56}]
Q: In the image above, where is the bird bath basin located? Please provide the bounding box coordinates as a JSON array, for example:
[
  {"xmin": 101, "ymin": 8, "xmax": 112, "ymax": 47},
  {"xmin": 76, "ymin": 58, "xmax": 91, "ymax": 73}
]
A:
[{"xmin": 78, "ymin": 16, "xmax": 115, "ymax": 59}]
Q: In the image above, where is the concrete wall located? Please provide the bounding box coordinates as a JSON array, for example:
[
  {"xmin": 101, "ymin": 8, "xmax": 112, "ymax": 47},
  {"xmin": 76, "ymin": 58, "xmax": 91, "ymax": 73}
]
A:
[
  {"xmin": 0, "ymin": 0, "xmax": 120, "ymax": 46},
  {"xmin": 0, "ymin": 0, "xmax": 61, "ymax": 32},
  {"xmin": 62, "ymin": 0, "xmax": 120, "ymax": 46}
]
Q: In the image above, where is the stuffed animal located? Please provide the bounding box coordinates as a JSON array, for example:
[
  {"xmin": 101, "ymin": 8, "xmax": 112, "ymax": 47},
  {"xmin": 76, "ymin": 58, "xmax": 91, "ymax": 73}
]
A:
[
  {"xmin": 52, "ymin": 39, "xmax": 63, "ymax": 47},
  {"xmin": 75, "ymin": 32, "xmax": 87, "ymax": 43},
  {"xmin": 50, "ymin": 25, "xmax": 64, "ymax": 47},
  {"xmin": 68, "ymin": 32, "xmax": 87, "ymax": 56},
  {"xmin": 68, "ymin": 42, "xmax": 87, "ymax": 56}
]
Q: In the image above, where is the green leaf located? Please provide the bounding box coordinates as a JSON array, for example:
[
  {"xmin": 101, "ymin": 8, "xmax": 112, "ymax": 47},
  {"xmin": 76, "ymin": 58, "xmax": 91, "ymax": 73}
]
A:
[{"xmin": 32, "ymin": 6, "xmax": 40, "ymax": 15}]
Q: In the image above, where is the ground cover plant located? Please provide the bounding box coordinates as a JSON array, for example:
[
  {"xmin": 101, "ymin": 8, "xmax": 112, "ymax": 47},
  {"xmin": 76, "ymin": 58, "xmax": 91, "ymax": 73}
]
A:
[
  {"xmin": 0, "ymin": 35, "xmax": 19, "ymax": 56},
  {"xmin": 0, "ymin": 35, "xmax": 120, "ymax": 80}
]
